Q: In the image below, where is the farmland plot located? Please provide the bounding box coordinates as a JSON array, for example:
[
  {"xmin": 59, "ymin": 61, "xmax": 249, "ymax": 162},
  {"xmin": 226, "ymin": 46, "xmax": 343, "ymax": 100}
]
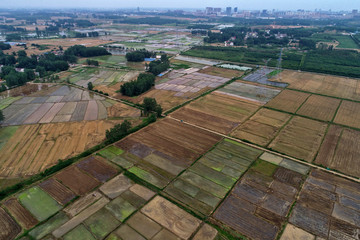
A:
[
  {"xmin": 171, "ymin": 92, "xmax": 261, "ymax": 134},
  {"xmin": 288, "ymin": 169, "xmax": 360, "ymax": 239},
  {"xmin": 231, "ymin": 108, "xmax": 292, "ymax": 146},
  {"xmin": 213, "ymin": 160, "xmax": 306, "ymax": 240},
  {"xmin": 1, "ymin": 85, "xmax": 134, "ymax": 126},
  {"xmin": 0, "ymin": 120, "xmax": 126, "ymax": 178},
  {"xmin": 265, "ymin": 89, "xmax": 310, "ymax": 113},
  {"xmin": 296, "ymin": 94, "xmax": 341, "ymax": 122},
  {"xmin": 0, "ymin": 208, "xmax": 21, "ymax": 240},
  {"xmin": 198, "ymin": 66, "xmax": 244, "ymax": 78},
  {"xmin": 269, "ymin": 116, "xmax": 328, "ymax": 162},
  {"xmin": 156, "ymin": 69, "xmax": 230, "ymax": 97},
  {"xmin": 164, "ymin": 139, "xmax": 262, "ymax": 217},
  {"xmin": 316, "ymin": 125, "xmax": 360, "ymax": 178},
  {"xmin": 3, "ymin": 198, "xmax": 38, "ymax": 229},
  {"xmin": 64, "ymin": 67, "xmax": 138, "ymax": 89},
  {"xmin": 277, "ymin": 70, "xmax": 360, "ymax": 101},
  {"xmin": 243, "ymin": 68, "xmax": 288, "ymax": 88},
  {"xmin": 216, "ymin": 81, "xmax": 281, "ymax": 104},
  {"xmin": 114, "ymin": 118, "xmax": 222, "ymax": 189},
  {"xmin": 334, "ymin": 100, "xmax": 360, "ymax": 129}
]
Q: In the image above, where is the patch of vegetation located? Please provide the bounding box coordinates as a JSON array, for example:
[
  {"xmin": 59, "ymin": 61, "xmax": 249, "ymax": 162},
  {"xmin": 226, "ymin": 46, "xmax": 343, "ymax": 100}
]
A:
[
  {"xmin": 126, "ymin": 49, "xmax": 153, "ymax": 62},
  {"xmin": 142, "ymin": 97, "xmax": 162, "ymax": 117},
  {"xmin": 120, "ymin": 73, "xmax": 155, "ymax": 97},
  {"xmin": 184, "ymin": 46, "xmax": 360, "ymax": 78},
  {"xmin": 65, "ymin": 45, "xmax": 111, "ymax": 58},
  {"xmin": 86, "ymin": 59, "xmax": 99, "ymax": 66},
  {"xmin": 0, "ymin": 42, "xmax": 11, "ymax": 50}
]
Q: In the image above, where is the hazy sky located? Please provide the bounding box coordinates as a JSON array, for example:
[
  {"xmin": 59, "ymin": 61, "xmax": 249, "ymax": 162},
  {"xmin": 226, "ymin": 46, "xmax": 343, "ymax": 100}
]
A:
[{"xmin": 2, "ymin": 0, "xmax": 360, "ymax": 11}]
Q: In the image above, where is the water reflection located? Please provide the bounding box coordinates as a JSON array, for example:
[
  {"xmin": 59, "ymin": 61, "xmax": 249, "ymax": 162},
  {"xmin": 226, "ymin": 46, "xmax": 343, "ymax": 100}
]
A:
[{"xmin": 0, "ymin": 83, "xmax": 51, "ymax": 99}]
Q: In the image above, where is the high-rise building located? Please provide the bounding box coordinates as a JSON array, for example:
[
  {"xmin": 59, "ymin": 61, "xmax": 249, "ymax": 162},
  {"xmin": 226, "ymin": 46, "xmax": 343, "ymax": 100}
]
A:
[
  {"xmin": 234, "ymin": 7, "xmax": 238, "ymax": 13},
  {"xmin": 226, "ymin": 7, "xmax": 232, "ymax": 15},
  {"xmin": 214, "ymin": 8, "xmax": 222, "ymax": 13},
  {"xmin": 206, "ymin": 7, "xmax": 214, "ymax": 14}
]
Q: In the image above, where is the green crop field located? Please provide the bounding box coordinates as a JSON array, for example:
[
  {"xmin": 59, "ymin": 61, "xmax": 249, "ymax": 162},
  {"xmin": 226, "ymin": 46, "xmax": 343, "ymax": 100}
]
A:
[
  {"xmin": 0, "ymin": 97, "xmax": 22, "ymax": 110},
  {"xmin": 18, "ymin": 186, "xmax": 62, "ymax": 221},
  {"xmin": 334, "ymin": 35, "xmax": 359, "ymax": 49},
  {"xmin": 0, "ymin": 126, "xmax": 18, "ymax": 151}
]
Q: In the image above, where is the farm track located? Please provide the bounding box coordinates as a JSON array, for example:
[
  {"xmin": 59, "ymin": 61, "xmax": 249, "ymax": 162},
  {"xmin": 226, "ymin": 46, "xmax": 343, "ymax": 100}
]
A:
[{"xmin": 167, "ymin": 115, "xmax": 360, "ymax": 184}]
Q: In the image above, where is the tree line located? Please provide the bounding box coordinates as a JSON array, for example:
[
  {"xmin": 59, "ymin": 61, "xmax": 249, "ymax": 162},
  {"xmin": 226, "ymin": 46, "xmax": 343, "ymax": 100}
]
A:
[
  {"xmin": 0, "ymin": 45, "xmax": 110, "ymax": 87},
  {"xmin": 126, "ymin": 49, "xmax": 153, "ymax": 62},
  {"xmin": 120, "ymin": 73, "xmax": 155, "ymax": 97}
]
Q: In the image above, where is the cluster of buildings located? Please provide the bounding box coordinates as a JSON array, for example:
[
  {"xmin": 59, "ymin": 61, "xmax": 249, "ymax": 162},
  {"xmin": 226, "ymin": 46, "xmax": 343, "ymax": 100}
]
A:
[{"xmin": 198, "ymin": 7, "xmax": 360, "ymax": 19}]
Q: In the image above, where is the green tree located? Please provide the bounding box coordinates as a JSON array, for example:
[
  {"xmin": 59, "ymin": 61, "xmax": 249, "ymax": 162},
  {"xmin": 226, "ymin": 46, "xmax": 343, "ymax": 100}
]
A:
[
  {"xmin": 0, "ymin": 110, "xmax": 4, "ymax": 122},
  {"xmin": 88, "ymin": 82, "xmax": 94, "ymax": 91},
  {"xmin": 17, "ymin": 50, "xmax": 27, "ymax": 57},
  {"xmin": 142, "ymin": 97, "xmax": 162, "ymax": 117},
  {"xmin": 24, "ymin": 69, "xmax": 35, "ymax": 81},
  {"xmin": 105, "ymin": 120, "xmax": 132, "ymax": 143}
]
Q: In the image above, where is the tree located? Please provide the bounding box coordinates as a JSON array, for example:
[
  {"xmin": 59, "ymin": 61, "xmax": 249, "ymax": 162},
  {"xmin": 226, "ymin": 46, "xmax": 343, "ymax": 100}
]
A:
[
  {"xmin": 142, "ymin": 97, "xmax": 162, "ymax": 117},
  {"xmin": 17, "ymin": 50, "xmax": 27, "ymax": 57},
  {"xmin": 36, "ymin": 66, "xmax": 46, "ymax": 77},
  {"xmin": 105, "ymin": 120, "xmax": 132, "ymax": 143},
  {"xmin": 0, "ymin": 110, "xmax": 4, "ymax": 122},
  {"xmin": 120, "ymin": 73, "xmax": 155, "ymax": 97},
  {"xmin": 24, "ymin": 69, "xmax": 35, "ymax": 81},
  {"xmin": 0, "ymin": 42, "xmax": 11, "ymax": 50},
  {"xmin": 88, "ymin": 82, "xmax": 94, "ymax": 91}
]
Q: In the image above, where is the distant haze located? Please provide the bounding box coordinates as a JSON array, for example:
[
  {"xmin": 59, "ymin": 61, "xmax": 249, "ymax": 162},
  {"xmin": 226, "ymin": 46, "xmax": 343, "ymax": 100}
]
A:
[{"xmin": 3, "ymin": 0, "xmax": 360, "ymax": 11}]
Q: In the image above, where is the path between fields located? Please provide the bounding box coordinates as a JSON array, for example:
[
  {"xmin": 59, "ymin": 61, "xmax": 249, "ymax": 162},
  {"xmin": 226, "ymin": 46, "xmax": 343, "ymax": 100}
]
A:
[{"xmin": 167, "ymin": 115, "xmax": 360, "ymax": 183}]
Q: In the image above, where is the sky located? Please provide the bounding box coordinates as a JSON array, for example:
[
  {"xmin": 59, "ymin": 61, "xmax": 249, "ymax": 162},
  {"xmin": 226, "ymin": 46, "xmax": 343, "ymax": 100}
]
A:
[{"xmin": 2, "ymin": 0, "xmax": 360, "ymax": 11}]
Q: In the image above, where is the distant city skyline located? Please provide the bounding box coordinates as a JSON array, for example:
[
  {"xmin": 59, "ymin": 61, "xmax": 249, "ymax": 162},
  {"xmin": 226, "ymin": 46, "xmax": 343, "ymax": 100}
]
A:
[{"xmin": 2, "ymin": 0, "xmax": 360, "ymax": 11}]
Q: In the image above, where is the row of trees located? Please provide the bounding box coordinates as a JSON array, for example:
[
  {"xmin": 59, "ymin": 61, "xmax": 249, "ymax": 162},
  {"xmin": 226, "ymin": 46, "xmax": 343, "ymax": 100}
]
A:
[
  {"xmin": 125, "ymin": 49, "xmax": 153, "ymax": 62},
  {"xmin": 64, "ymin": 45, "xmax": 110, "ymax": 58},
  {"xmin": 0, "ymin": 42, "xmax": 11, "ymax": 50},
  {"xmin": 75, "ymin": 32, "xmax": 99, "ymax": 38},
  {"xmin": 120, "ymin": 73, "xmax": 155, "ymax": 97},
  {"xmin": 86, "ymin": 59, "xmax": 99, "ymax": 66},
  {"xmin": 105, "ymin": 98, "xmax": 162, "ymax": 144}
]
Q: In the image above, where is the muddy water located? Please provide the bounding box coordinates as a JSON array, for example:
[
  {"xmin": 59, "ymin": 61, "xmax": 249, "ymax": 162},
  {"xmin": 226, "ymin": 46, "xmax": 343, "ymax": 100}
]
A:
[{"xmin": 0, "ymin": 84, "xmax": 51, "ymax": 99}]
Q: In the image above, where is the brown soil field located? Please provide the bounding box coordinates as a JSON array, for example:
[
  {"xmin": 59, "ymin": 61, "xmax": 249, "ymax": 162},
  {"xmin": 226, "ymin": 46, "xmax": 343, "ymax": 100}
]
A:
[
  {"xmin": 198, "ymin": 66, "xmax": 244, "ymax": 78},
  {"xmin": 75, "ymin": 156, "xmax": 118, "ymax": 183},
  {"xmin": 333, "ymin": 100, "xmax": 360, "ymax": 129},
  {"xmin": 4, "ymin": 38, "xmax": 113, "ymax": 56},
  {"xmin": 125, "ymin": 89, "xmax": 186, "ymax": 112},
  {"xmin": 170, "ymin": 92, "xmax": 261, "ymax": 134},
  {"xmin": 170, "ymin": 107, "xmax": 238, "ymax": 135},
  {"xmin": 107, "ymin": 102, "xmax": 141, "ymax": 118},
  {"xmin": 315, "ymin": 125, "xmax": 360, "ymax": 178},
  {"xmin": 0, "ymin": 207, "xmax": 21, "ymax": 240},
  {"xmin": 269, "ymin": 116, "xmax": 328, "ymax": 162},
  {"xmin": 296, "ymin": 95, "xmax": 341, "ymax": 122},
  {"xmin": 185, "ymin": 92, "xmax": 261, "ymax": 122},
  {"xmin": 55, "ymin": 165, "xmax": 100, "ymax": 196},
  {"xmin": 276, "ymin": 70, "xmax": 360, "ymax": 101},
  {"xmin": 3, "ymin": 198, "xmax": 38, "ymax": 229},
  {"xmin": 231, "ymin": 108, "xmax": 292, "ymax": 146},
  {"xmin": 39, "ymin": 179, "xmax": 76, "ymax": 205},
  {"xmin": 116, "ymin": 118, "xmax": 222, "ymax": 164},
  {"xmin": 0, "ymin": 120, "xmax": 125, "ymax": 178},
  {"xmin": 265, "ymin": 89, "xmax": 310, "ymax": 113}
]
